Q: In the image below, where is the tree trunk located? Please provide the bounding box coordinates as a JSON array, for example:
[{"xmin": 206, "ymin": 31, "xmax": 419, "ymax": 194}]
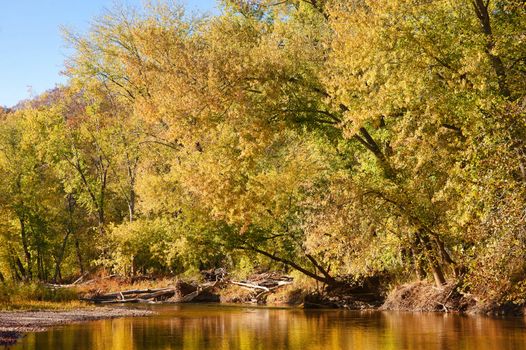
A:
[
  {"xmin": 244, "ymin": 246, "xmax": 339, "ymax": 287},
  {"xmin": 53, "ymin": 230, "xmax": 71, "ymax": 283},
  {"xmin": 19, "ymin": 217, "xmax": 32, "ymax": 281},
  {"xmin": 97, "ymin": 165, "xmax": 108, "ymax": 235},
  {"xmin": 429, "ymin": 262, "xmax": 447, "ymax": 288},
  {"xmin": 353, "ymin": 127, "xmax": 396, "ymax": 179},
  {"xmin": 7, "ymin": 246, "xmax": 23, "ymax": 281},
  {"xmin": 418, "ymin": 232, "xmax": 446, "ymax": 287},
  {"xmin": 473, "ymin": 0, "xmax": 510, "ymax": 98},
  {"xmin": 128, "ymin": 188, "xmax": 136, "ymax": 223},
  {"xmin": 434, "ymin": 236, "xmax": 460, "ymax": 277},
  {"xmin": 97, "ymin": 207, "xmax": 105, "ymax": 236},
  {"xmin": 412, "ymin": 236, "xmax": 427, "ymax": 280},
  {"xmin": 74, "ymin": 235, "xmax": 85, "ymax": 275},
  {"xmin": 7, "ymin": 257, "xmax": 19, "ymax": 281},
  {"xmin": 37, "ymin": 251, "xmax": 46, "ymax": 281},
  {"xmin": 126, "ymin": 153, "xmax": 138, "ymax": 223},
  {"xmin": 15, "ymin": 257, "xmax": 27, "ymax": 281}
]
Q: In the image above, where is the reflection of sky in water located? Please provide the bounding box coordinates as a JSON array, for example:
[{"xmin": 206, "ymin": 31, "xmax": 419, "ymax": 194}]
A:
[{"xmin": 13, "ymin": 304, "xmax": 526, "ymax": 350}]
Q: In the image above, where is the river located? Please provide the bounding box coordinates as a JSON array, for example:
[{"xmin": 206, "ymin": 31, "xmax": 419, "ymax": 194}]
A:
[{"xmin": 12, "ymin": 304, "xmax": 526, "ymax": 350}]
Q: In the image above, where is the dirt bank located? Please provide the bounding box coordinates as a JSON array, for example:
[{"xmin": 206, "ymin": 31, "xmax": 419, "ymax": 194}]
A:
[
  {"xmin": 0, "ymin": 307, "xmax": 154, "ymax": 344},
  {"xmin": 381, "ymin": 281, "xmax": 526, "ymax": 316},
  {"xmin": 381, "ymin": 281, "xmax": 473, "ymax": 313}
]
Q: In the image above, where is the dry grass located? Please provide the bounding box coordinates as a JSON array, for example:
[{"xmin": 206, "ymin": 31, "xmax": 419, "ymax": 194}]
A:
[
  {"xmin": 0, "ymin": 275, "xmax": 175, "ymax": 311},
  {"xmin": 0, "ymin": 282, "xmax": 86, "ymax": 311},
  {"xmin": 75, "ymin": 276, "xmax": 176, "ymax": 299},
  {"xmin": 0, "ymin": 300, "xmax": 87, "ymax": 311}
]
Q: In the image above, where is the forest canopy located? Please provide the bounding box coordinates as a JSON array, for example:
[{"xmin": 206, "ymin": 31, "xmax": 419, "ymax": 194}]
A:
[{"xmin": 0, "ymin": 0, "xmax": 525, "ymax": 305}]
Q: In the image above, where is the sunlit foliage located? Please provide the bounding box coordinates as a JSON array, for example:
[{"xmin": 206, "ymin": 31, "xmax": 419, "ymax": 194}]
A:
[{"xmin": 0, "ymin": 0, "xmax": 524, "ymax": 304}]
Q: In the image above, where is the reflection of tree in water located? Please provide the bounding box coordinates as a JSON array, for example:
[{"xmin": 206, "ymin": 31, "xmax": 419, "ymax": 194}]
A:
[
  {"xmin": 127, "ymin": 308, "xmax": 526, "ymax": 350},
  {"xmin": 15, "ymin": 307, "xmax": 526, "ymax": 350},
  {"xmin": 379, "ymin": 312, "xmax": 526, "ymax": 350}
]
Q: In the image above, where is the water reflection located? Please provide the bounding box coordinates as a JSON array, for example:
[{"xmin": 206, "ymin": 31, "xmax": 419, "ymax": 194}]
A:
[{"xmin": 13, "ymin": 305, "xmax": 526, "ymax": 350}]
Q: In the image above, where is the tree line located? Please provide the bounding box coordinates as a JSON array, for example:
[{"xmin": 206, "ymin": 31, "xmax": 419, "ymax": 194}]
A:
[{"xmin": 0, "ymin": 0, "xmax": 525, "ymax": 304}]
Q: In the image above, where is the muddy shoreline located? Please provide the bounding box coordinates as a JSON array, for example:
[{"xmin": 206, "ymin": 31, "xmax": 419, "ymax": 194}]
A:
[{"xmin": 0, "ymin": 307, "xmax": 155, "ymax": 345}]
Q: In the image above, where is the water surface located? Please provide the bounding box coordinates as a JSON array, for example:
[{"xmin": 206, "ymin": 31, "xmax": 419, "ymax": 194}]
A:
[{"xmin": 12, "ymin": 304, "xmax": 526, "ymax": 350}]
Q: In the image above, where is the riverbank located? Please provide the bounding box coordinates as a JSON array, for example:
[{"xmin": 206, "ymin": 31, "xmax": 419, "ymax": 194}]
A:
[
  {"xmin": 218, "ymin": 279, "xmax": 526, "ymax": 316},
  {"xmin": 4, "ymin": 272, "xmax": 524, "ymax": 319},
  {"xmin": 1, "ymin": 276, "xmax": 525, "ymax": 346},
  {"xmin": 381, "ymin": 281, "xmax": 526, "ymax": 316},
  {"xmin": 76, "ymin": 273, "xmax": 525, "ymax": 315},
  {"xmin": 0, "ymin": 307, "xmax": 155, "ymax": 345}
]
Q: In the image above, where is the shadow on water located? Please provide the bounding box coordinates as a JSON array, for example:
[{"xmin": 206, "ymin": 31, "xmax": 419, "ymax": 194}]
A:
[{"xmin": 11, "ymin": 304, "xmax": 526, "ymax": 350}]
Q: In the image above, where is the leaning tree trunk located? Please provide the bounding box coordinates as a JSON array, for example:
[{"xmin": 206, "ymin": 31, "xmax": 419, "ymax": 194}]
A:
[
  {"xmin": 418, "ymin": 232, "xmax": 446, "ymax": 287},
  {"xmin": 244, "ymin": 246, "xmax": 340, "ymax": 287},
  {"xmin": 53, "ymin": 230, "xmax": 71, "ymax": 283}
]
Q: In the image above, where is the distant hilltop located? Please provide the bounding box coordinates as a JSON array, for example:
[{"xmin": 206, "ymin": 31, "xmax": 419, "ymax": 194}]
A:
[{"xmin": 2, "ymin": 87, "xmax": 64, "ymax": 112}]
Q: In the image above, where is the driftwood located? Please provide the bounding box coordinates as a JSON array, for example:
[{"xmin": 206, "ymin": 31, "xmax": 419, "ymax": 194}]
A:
[
  {"xmin": 77, "ymin": 272, "xmax": 294, "ymax": 305},
  {"xmin": 169, "ymin": 281, "xmax": 221, "ymax": 303},
  {"xmin": 83, "ymin": 281, "xmax": 222, "ymax": 304},
  {"xmin": 98, "ymin": 298, "xmax": 144, "ymax": 304},
  {"xmin": 97, "ymin": 288, "xmax": 172, "ymax": 299},
  {"xmin": 72, "ymin": 272, "xmax": 89, "ymax": 285},
  {"xmin": 178, "ymin": 290, "xmax": 200, "ymax": 302},
  {"xmin": 228, "ymin": 274, "xmax": 294, "ymax": 303},
  {"xmin": 139, "ymin": 288, "xmax": 177, "ymax": 300},
  {"xmin": 230, "ymin": 279, "xmax": 293, "ymax": 291},
  {"xmin": 201, "ymin": 268, "xmax": 227, "ymax": 282},
  {"xmin": 231, "ymin": 281, "xmax": 270, "ymax": 292},
  {"xmin": 83, "ymin": 287, "xmax": 176, "ymax": 304}
]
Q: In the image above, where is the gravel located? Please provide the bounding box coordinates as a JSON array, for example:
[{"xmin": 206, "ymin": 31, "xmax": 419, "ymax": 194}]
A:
[{"xmin": 0, "ymin": 307, "xmax": 155, "ymax": 333}]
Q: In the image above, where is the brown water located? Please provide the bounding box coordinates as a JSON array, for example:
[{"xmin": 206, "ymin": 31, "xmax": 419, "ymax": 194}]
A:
[{"xmin": 12, "ymin": 304, "xmax": 526, "ymax": 350}]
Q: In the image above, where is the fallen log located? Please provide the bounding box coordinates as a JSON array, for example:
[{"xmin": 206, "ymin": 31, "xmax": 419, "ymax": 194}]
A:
[
  {"xmin": 270, "ymin": 280, "xmax": 293, "ymax": 289},
  {"xmin": 98, "ymin": 298, "xmax": 143, "ymax": 304},
  {"xmin": 83, "ymin": 287, "xmax": 175, "ymax": 303},
  {"xmin": 167, "ymin": 280, "xmax": 221, "ymax": 303},
  {"xmin": 178, "ymin": 290, "xmax": 200, "ymax": 302},
  {"xmin": 94, "ymin": 288, "xmax": 172, "ymax": 299},
  {"xmin": 230, "ymin": 281, "xmax": 270, "ymax": 292},
  {"xmin": 72, "ymin": 272, "xmax": 89, "ymax": 285},
  {"xmin": 228, "ymin": 278, "xmax": 294, "ymax": 304},
  {"xmin": 137, "ymin": 289, "xmax": 175, "ymax": 300}
]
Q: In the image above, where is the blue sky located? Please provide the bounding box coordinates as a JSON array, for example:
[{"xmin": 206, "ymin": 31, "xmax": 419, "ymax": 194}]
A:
[{"xmin": 0, "ymin": 0, "xmax": 216, "ymax": 107}]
